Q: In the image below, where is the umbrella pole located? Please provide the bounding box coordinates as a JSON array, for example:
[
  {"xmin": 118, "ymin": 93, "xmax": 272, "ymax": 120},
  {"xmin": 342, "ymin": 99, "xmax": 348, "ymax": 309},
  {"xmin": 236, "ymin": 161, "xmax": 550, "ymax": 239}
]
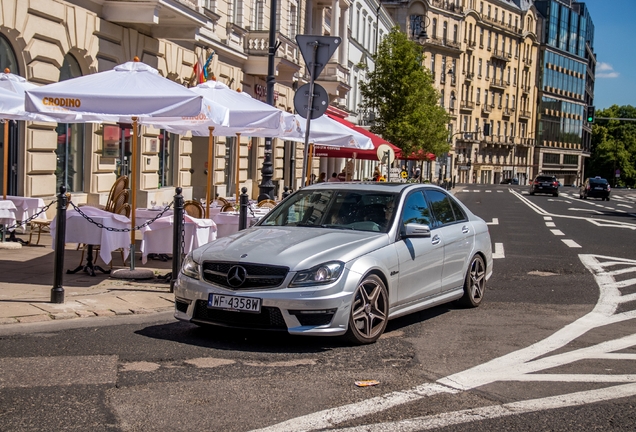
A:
[
  {"xmin": 306, "ymin": 143, "xmax": 314, "ymax": 185},
  {"xmin": 3, "ymin": 119, "xmax": 8, "ymax": 200},
  {"xmin": 235, "ymin": 133, "xmax": 241, "ymax": 203},
  {"xmin": 206, "ymin": 127, "xmax": 215, "ymax": 218},
  {"xmin": 129, "ymin": 117, "xmax": 138, "ymax": 270}
]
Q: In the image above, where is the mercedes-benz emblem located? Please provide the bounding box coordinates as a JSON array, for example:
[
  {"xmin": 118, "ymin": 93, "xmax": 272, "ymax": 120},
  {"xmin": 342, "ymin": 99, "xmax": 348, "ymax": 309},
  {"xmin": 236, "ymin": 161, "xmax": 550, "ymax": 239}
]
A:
[{"xmin": 227, "ymin": 265, "xmax": 247, "ymax": 287}]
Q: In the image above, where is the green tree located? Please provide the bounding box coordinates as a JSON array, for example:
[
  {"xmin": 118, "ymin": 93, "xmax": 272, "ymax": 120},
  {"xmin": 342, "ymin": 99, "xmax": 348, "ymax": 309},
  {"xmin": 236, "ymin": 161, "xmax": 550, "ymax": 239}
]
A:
[
  {"xmin": 358, "ymin": 27, "xmax": 450, "ymax": 158},
  {"xmin": 589, "ymin": 105, "xmax": 636, "ymax": 187}
]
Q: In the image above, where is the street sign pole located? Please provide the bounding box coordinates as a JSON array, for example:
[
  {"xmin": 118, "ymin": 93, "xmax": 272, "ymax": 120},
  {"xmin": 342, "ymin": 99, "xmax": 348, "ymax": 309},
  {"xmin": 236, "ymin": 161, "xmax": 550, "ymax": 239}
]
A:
[
  {"xmin": 301, "ymin": 41, "xmax": 319, "ymax": 187},
  {"xmin": 295, "ymin": 35, "xmax": 340, "ymax": 187}
]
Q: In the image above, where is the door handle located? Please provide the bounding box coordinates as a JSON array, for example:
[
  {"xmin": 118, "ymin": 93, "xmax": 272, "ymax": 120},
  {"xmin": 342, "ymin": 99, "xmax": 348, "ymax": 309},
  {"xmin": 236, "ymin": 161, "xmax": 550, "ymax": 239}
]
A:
[
  {"xmin": 431, "ymin": 235, "xmax": 441, "ymax": 245},
  {"xmin": 462, "ymin": 225, "xmax": 470, "ymax": 234}
]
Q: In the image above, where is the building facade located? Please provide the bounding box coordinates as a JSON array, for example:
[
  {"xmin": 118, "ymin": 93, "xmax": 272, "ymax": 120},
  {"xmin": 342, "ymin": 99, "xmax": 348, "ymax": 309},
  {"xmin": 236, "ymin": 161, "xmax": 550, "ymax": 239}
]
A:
[{"xmin": 533, "ymin": 0, "xmax": 595, "ymax": 186}]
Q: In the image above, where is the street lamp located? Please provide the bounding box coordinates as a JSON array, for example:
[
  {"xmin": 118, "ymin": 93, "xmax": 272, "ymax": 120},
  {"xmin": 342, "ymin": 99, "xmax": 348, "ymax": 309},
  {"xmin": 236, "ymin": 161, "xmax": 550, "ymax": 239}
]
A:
[{"xmin": 410, "ymin": 14, "xmax": 430, "ymax": 42}]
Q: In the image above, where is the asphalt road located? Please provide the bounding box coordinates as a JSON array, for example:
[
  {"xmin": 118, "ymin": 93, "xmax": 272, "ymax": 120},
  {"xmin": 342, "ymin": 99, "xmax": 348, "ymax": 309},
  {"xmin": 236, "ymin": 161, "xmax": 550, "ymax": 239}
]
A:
[{"xmin": 1, "ymin": 184, "xmax": 635, "ymax": 431}]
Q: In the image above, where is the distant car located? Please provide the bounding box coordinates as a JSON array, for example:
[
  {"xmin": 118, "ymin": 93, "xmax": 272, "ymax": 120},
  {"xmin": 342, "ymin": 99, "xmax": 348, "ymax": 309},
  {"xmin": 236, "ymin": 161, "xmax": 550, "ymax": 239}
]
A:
[
  {"xmin": 500, "ymin": 178, "xmax": 519, "ymax": 185},
  {"xmin": 580, "ymin": 177, "xmax": 611, "ymax": 201},
  {"xmin": 174, "ymin": 182, "xmax": 493, "ymax": 344},
  {"xmin": 529, "ymin": 175, "xmax": 559, "ymax": 197}
]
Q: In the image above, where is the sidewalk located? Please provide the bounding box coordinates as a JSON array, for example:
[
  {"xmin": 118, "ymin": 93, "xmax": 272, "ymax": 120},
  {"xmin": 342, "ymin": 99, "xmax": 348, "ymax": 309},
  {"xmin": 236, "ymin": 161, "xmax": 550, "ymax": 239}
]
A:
[{"xmin": 0, "ymin": 230, "xmax": 176, "ymax": 326}]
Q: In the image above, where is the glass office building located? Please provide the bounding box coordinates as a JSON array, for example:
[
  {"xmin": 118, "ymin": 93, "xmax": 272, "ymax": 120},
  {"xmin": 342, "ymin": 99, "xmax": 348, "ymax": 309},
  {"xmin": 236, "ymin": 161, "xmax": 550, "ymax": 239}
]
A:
[{"xmin": 533, "ymin": 0, "xmax": 595, "ymax": 185}]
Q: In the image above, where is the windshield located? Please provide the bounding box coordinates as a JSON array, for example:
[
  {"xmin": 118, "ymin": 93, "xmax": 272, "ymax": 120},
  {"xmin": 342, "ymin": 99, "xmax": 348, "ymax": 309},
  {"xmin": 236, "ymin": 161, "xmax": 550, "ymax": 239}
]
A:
[{"xmin": 258, "ymin": 189, "xmax": 398, "ymax": 233}]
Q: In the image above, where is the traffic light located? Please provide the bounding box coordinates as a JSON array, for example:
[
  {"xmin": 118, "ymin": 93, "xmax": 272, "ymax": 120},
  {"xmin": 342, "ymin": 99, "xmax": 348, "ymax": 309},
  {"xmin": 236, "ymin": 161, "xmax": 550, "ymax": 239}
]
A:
[{"xmin": 586, "ymin": 106, "xmax": 595, "ymax": 123}]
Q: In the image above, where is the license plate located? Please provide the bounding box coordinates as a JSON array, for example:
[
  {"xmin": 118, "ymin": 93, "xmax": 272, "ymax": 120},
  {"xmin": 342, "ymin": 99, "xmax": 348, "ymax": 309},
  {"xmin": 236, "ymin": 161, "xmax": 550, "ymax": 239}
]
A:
[
  {"xmin": 594, "ymin": 187, "xmax": 603, "ymax": 190},
  {"xmin": 208, "ymin": 294, "xmax": 261, "ymax": 313},
  {"xmin": 542, "ymin": 183, "xmax": 550, "ymax": 186}
]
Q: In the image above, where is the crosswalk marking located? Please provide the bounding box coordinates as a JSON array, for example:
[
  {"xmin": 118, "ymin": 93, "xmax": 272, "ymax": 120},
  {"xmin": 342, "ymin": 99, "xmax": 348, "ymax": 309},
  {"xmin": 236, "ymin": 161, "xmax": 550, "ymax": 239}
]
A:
[
  {"xmin": 550, "ymin": 229, "xmax": 564, "ymax": 236},
  {"xmin": 486, "ymin": 218, "xmax": 499, "ymax": 225},
  {"xmin": 545, "ymin": 222, "xmax": 556, "ymax": 227},
  {"xmin": 562, "ymin": 239, "xmax": 581, "ymax": 248},
  {"xmin": 492, "ymin": 243, "xmax": 505, "ymax": 259}
]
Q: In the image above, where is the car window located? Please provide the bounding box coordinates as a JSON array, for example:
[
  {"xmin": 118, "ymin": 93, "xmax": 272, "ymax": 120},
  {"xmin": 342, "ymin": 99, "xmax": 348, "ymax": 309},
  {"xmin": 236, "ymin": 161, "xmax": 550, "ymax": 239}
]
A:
[
  {"xmin": 259, "ymin": 189, "xmax": 397, "ymax": 233},
  {"xmin": 449, "ymin": 196, "xmax": 468, "ymax": 222},
  {"xmin": 401, "ymin": 191, "xmax": 432, "ymax": 227},
  {"xmin": 424, "ymin": 190, "xmax": 456, "ymax": 227},
  {"xmin": 536, "ymin": 176, "xmax": 555, "ymax": 182},
  {"xmin": 589, "ymin": 178, "xmax": 608, "ymax": 186}
]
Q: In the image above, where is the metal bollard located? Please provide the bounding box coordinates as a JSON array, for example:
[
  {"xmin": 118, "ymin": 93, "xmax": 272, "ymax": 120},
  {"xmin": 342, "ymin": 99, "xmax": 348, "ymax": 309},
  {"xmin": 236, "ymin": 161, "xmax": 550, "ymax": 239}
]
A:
[
  {"xmin": 171, "ymin": 187, "xmax": 184, "ymax": 293},
  {"xmin": 239, "ymin": 187, "xmax": 248, "ymax": 231},
  {"xmin": 51, "ymin": 186, "xmax": 67, "ymax": 303}
]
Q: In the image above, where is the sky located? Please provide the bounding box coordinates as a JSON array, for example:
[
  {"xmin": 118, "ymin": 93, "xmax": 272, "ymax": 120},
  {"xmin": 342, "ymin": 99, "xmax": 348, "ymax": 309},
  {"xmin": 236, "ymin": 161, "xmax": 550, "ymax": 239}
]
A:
[{"xmin": 581, "ymin": 0, "xmax": 636, "ymax": 110}]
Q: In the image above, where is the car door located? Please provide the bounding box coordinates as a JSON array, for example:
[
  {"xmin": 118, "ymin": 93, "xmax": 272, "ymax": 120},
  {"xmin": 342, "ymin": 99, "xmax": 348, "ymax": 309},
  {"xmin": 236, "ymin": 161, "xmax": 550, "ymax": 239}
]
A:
[
  {"xmin": 395, "ymin": 190, "xmax": 444, "ymax": 306},
  {"xmin": 424, "ymin": 190, "xmax": 474, "ymax": 294}
]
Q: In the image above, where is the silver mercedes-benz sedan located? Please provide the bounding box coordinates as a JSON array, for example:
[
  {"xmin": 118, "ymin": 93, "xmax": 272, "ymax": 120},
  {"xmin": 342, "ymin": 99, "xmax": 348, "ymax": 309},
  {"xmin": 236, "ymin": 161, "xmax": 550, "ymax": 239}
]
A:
[{"xmin": 174, "ymin": 182, "xmax": 493, "ymax": 344}]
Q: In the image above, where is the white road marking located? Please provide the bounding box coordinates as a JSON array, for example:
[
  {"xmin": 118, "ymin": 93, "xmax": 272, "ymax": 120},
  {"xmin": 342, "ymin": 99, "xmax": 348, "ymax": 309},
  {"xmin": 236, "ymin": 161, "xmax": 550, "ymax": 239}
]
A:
[
  {"xmin": 252, "ymin": 383, "xmax": 458, "ymax": 432},
  {"xmin": 568, "ymin": 207, "xmax": 603, "ymax": 214},
  {"xmin": 486, "ymin": 190, "xmax": 492, "ymax": 193},
  {"xmin": 617, "ymin": 204, "xmax": 633, "ymax": 208},
  {"xmin": 543, "ymin": 216, "xmax": 552, "ymax": 220},
  {"xmin": 473, "ymin": 190, "xmax": 479, "ymax": 193},
  {"xmin": 562, "ymin": 239, "xmax": 581, "ymax": 248},
  {"xmin": 492, "ymin": 243, "xmax": 505, "ymax": 259},
  {"xmin": 336, "ymin": 384, "xmax": 636, "ymax": 432},
  {"xmin": 497, "ymin": 190, "xmax": 503, "ymax": 193},
  {"xmin": 550, "ymin": 229, "xmax": 564, "ymax": 236},
  {"xmin": 486, "ymin": 218, "xmax": 499, "ymax": 225},
  {"xmin": 545, "ymin": 222, "xmax": 556, "ymax": 227},
  {"xmin": 462, "ymin": 189, "xmax": 469, "ymax": 192},
  {"xmin": 254, "ymin": 255, "xmax": 636, "ymax": 432},
  {"xmin": 510, "ymin": 190, "xmax": 636, "ymax": 231}
]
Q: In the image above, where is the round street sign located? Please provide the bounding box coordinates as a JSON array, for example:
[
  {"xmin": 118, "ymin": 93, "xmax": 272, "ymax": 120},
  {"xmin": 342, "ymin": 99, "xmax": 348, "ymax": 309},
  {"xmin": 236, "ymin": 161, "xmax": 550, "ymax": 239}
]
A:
[{"xmin": 294, "ymin": 83, "xmax": 329, "ymax": 119}]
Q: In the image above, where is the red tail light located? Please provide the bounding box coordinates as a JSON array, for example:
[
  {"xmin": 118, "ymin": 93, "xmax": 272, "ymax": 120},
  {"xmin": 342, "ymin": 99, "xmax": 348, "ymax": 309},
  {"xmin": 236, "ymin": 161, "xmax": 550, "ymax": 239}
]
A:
[{"xmin": 607, "ymin": 185, "xmax": 611, "ymax": 191}]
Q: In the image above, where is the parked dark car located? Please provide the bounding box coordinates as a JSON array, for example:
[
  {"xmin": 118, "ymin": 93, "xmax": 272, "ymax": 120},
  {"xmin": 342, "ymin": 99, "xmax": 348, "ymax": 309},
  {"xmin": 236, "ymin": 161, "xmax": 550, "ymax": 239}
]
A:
[
  {"xmin": 500, "ymin": 178, "xmax": 519, "ymax": 185},
  {"xmin": 529, "ymin": 175, "xmax": 559, "ymax": 197},
  {"xmin": 580, "ymin": 177, "xmax": 611, "ymax": 201}
]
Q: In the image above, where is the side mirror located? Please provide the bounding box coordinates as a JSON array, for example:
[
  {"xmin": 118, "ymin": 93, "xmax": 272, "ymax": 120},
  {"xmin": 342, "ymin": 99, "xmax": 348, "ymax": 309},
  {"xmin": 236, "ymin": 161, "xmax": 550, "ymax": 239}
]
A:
[{"xmin": 403, "ymin": 223, "xmax": 431, "ymax": 238}]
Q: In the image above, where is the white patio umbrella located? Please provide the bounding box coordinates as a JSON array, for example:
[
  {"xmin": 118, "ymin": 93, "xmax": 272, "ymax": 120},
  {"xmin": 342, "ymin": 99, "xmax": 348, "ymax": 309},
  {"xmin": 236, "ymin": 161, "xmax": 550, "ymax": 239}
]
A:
[
  {"xmin": 147, "ymin": 80, "xmax": 287, "ymax": 213},
  {"xmin": 281, "ymin": 113, "xmax": 373, "ymax": 150},
  {"xmin": 0, "ymin": 70, "xmax": 59, "ymax": 200},
  {"xmin": 24, "ymin": 58, "xmax": 230, "ymax": 271}
]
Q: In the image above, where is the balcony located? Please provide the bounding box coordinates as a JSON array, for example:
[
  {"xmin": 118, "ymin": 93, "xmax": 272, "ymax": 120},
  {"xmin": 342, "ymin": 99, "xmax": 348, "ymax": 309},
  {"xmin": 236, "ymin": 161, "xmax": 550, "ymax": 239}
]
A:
[
  {"xmin": 466, "ymin": 40, "xmax": 476, "ymax": 51},
  {"xmin": 490, "ymin": 78, "xmax": 506, "ymax": 90},
  {"xmin": 460, "ymin": 101, "xmax": 475, "ymax": 111},
  {"xmin": 102, "ymin": 0, "xmax": 210, "ymax": 43},
  {"xmin": 465, "ymin": 72, "xmax": 474, "ymax": 81},
  {"xmin": 431, "ymin": 0, "xmax": 463, "ymax": 14},
  {"xmin": 244, "ymin": 31, "xmax": 302, "ymax": 82},
  {"xmin": 422, "ymin": 35, "xmax": 462, "ymax": 52},
  {"xmin": 502, "ymin": 107, "xmax": 512, "ymax": 117},
  {"xmin": 523, "ymin": 57, "xmax": 533, "ymax": 67},
  {"xmin": 491, "ymin": 49, "xmax": 511, "ymax": 62},
  {"xmin": 521, "ymin": 84, "xmax": 531, "ymax": 94},
  {"xmin": 518, "ymin": 137, "xmax": 536, "ymax": 147},
  {"xmin": 482, "ymin": 104, "xmax": 492, "ymax": 114},
  {"xmin": 519, "ymin": 110, "xmax": 532, "ymax": 119}
]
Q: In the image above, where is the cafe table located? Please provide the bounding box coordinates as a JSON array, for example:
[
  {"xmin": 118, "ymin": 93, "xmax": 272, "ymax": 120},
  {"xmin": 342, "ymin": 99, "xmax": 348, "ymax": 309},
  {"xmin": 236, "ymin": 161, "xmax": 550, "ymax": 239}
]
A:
[
  {"xmin": 0, "ymin": 200, "xmax": 17, "ymax": 242},
  {"xmin": 212, "ymin": 209, "xmax": 268, "ymax": 238},
  {"xmin": 139, "ymin": 214, "xmax": 216, "ymax": 264},
  {"xmin": 51, "ymin": 206, "xmax": 130, "ymax": 276}
]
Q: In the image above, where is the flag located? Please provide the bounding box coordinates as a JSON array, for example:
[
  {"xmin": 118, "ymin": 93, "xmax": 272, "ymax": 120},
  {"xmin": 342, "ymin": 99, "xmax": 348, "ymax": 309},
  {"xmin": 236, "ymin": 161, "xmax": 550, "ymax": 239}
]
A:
[{"xmin": 203, "ymin": 50, "xmax": 215, "ymax": 80}]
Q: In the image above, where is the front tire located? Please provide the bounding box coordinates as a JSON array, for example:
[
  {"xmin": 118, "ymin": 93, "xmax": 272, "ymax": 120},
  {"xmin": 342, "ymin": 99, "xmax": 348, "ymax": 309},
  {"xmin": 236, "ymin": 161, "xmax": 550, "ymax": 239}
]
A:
[
  {"xmin": 458, "ymin": 255, "xmax": 486, "ymax": 308},
  {"xmin": 345, "ymin": 274, "xmax": 389, "ymax": 344}
]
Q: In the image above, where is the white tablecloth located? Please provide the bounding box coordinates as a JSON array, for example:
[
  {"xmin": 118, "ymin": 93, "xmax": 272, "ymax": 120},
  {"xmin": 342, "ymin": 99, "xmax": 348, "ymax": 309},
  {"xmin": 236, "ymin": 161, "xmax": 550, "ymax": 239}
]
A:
[
  {"xmin": 51, "ymin": 206, "xmax": 131, "ymax": 265},
  {"xmin": 0, "ymin": 200, "xmax": 17, "ymax": 227},
  {"xmin": 4, "ymin": 195, "xmax": 46, "ymax": 230},
  {"xmin": 139, "ymin": 214, "xmax": 217, "ymax": 264},
  {"xmin": 136, "ymin": 208, "xmax": 174, "ymax": 227},
  {"xmin": 212, "ymin": 210, "xmax": 266, "ymax": 238}
]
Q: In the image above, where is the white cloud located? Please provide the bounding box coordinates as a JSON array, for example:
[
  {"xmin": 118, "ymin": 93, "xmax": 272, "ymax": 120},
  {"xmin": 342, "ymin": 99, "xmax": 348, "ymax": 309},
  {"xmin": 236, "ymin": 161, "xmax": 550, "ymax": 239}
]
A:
[{"xmin": 596, "ymin": 62, "xmax": 619, "ymax": 78}]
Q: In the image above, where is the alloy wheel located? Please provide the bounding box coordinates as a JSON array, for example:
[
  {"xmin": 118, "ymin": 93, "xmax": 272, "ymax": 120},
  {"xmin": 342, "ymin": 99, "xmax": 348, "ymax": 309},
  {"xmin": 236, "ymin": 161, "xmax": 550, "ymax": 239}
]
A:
[{"xmin": 346, "ymin": 275, "xmax": 388, "ymax": 344}]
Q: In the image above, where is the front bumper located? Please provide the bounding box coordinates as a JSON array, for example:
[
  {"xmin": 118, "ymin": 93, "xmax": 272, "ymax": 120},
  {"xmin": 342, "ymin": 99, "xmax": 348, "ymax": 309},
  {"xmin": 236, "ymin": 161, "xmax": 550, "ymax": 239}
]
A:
[{"xmin": 173, "ymin": 269, "xmax": 360, "ymax": 336}]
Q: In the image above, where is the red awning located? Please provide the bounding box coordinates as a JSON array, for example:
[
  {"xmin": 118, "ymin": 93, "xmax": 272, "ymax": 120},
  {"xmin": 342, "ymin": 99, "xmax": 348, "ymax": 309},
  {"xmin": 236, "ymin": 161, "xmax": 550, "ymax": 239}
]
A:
[
  {"xmin": 404, "ymin": 149, "xmax": 437, "ymax": 161},
  {"xmin": 313, "ymin": 113, "xmax": 401, "ymax": 160}
]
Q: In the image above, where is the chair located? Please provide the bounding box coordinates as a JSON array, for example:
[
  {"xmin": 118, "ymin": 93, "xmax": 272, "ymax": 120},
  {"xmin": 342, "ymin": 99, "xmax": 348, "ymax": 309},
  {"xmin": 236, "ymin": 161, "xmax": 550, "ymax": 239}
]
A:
[
  {"xmin": 109, "ymin": 189, "xmax": 129, "ymax": 215},
  {"xmin": 257, "ymin": 199, "xmax": 277, "ymax": 209},
  {"xmin": 104, "ymin": 175, "xmax": 129, "ymax": 212},
  {"xmin": 213, "ymin": 196, "xmax": 230, "ymax": 207},
  {"xmin": 221, "ymin": 203, "xmax": 235, "ymax": 212},
  {"xmin": 28, "ymin": 193, "xmax": 71, "ymax": 245},
  {"xmin": 184, "ymin": 200, "xmax": 204, "ymax": 218}
]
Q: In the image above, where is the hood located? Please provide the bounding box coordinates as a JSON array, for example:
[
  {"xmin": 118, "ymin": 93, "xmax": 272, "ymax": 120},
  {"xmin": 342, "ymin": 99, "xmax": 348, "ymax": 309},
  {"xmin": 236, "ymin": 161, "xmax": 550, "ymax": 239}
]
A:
[{"xmin": 192, "ymin": 226, "xmax": 389, "ymax": 271}]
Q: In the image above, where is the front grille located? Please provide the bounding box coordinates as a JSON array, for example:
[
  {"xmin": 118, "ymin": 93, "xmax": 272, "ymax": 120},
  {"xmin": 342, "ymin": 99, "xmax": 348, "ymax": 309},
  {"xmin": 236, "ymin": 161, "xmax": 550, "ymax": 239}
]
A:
[
  {"xmin": 201, "ymin": 261, "xmax": 289, "ymax": 290},
  {"xmin": 193, "ymin": 300, "xmax": 287, "ymax": 330},
  {"xmin": 175, "ymin": 300, "xmax": 189, "ymax": 313}
]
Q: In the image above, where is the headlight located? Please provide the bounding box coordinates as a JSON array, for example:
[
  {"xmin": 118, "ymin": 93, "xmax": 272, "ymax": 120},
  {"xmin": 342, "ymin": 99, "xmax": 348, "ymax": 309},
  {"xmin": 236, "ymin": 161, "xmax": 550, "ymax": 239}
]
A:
[
  {"xmin": 181, "ymin": 253, "xmax": 200, "ymax": 280},
  {"xmin": 289, "ymin": 261, "xmax": 344, "ymax": 287}
]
